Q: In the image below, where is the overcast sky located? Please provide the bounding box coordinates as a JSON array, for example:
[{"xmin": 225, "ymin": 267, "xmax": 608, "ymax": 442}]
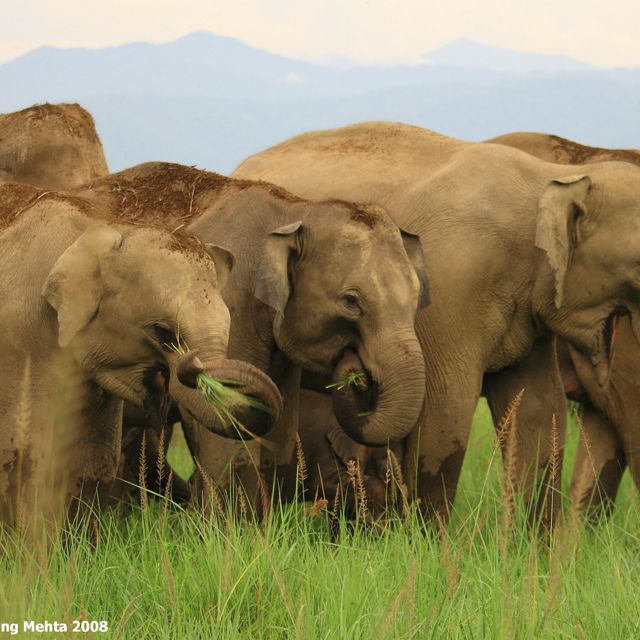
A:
[{"xmin": 2, "ymin": 0, "xmax": 640, "ymax": 67}]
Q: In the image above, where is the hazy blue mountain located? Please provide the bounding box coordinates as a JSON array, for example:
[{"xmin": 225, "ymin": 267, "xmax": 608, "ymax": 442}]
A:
[
  {"xmin": 425, "ymin": 38, "xmax": 591, "ymax": 72},
  {"xmin": 1, "ymin": 32, "xmax": 638, "ymax": 174}
]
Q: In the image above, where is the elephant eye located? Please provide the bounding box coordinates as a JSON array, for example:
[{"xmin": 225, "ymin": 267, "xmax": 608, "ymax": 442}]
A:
[
  {"xmin": 151, "ymin": 323, "xmax": 177, "ymax": 348},
  {"xmin": 341, "ymin": 292, "xmax": 362, "ymax": 316}
]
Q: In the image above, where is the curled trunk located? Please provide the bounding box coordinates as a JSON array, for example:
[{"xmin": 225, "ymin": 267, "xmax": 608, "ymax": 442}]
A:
[
  {"xmin": 168, "ymin": 351, "xmax": 283, "ymax": 439},
  {"xmin": 331, "ymin": 336, "xmax": 425, "ymax": 446}
]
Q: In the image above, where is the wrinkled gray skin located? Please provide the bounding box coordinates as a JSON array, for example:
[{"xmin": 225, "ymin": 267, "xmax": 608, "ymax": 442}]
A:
[
  {"xmin": 0, "ymin": 182, "xmax": 278, "ymax": 529},
  {"xmin": 234, "ymin": 122, "xmax": 640, "ymax": 523},
  {"xmin": 78, "ymin": 162, "xmax": 428, "ymax": 507},
  {"xmin": 0, "ymin": 103, "xmax": 109, "ymax": 190},
  {"xmin": 490, "ymin": 132, "xmax": 640, "ymax": 520}
]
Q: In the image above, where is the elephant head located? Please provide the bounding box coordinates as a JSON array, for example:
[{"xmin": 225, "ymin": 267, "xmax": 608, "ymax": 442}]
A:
[
  {"xmin": 253, "ymin": 200, "xmax": 429, "ymax": 446},
  {"xmin": 535, "ymin": 163, "xmax": 640, "ymax": 386},
  {"xmin": 42, "ymin": 223, "xmax": 281, "ymax": 438}
]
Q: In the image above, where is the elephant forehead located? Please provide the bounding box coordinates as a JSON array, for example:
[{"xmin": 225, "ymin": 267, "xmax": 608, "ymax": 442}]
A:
[{"xmin": 121, "ymin": 229, "xmax": 214, "ymax": 271}]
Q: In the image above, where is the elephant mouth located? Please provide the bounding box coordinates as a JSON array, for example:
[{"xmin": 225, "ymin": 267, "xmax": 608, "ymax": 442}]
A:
[
  {"xmin": 590, "ymin": 307, "xmax": 625, "ymax": 386},
  {"xmin": 328, "ymin": 349, "xmax": 379, "ymax": 440},
  {"xmin": 141, "ymin": 363, "xmax": 173, "ymax": 420}
]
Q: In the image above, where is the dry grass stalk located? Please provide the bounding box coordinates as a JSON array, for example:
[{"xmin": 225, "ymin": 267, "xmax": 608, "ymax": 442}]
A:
[
  {"xmin": 257, "ymin": 472, "xmax": 270, "ymax": 527},
  {"xmin": 329, "ymin": 484, "xmax": 342, "ymax": 541},
  {"xmin": 346, "ymin": 458, "xmax": 368, "ymax": 522},
  {"xmin": 15, "ymin": 358, "xmax": 32, "ymax": 535},
  {"xmin": 500, "ymin": 391, "xmax": 521, "ymax": 534},
  {"xmin": 195, "ymin": 459, "xmax": 225, "ymax": 520},
  {"xmin": 161, "ymin": 469, "xmax": 174, "ymax": 523},
  {"xmin": 549, "ymin": 413, "xmax": 561, "ymax": 518},
  {"xmin": 387, "ymin": 448, "xmax": 409, "ymax": 517},
  {"xmin": 497, "ymin": 388, "xmax": 525, "ymax": 448},
  {"xmin": 156, "ymin": 428, "xmax": 166, "ymax": 490},
  {"xmin": 306, "ymin": 498, "xmax": 329, "ymax": 519},
  {"xmin": 436, "ymin": 513, "xmax": 460, "ymax": 595},
  {"xmin": 549, "ymin": 414, "xmax": 560, "ymax": 487},
  {"xmin": 502, "ymin": 425, "xmax": 519, "ymax": 532},
  {"xmin": 138, "ymin": 429, "xmax": 148, "ymax": 511},
  {"xmin": 238, "ymin": 486, "xmax": 249, "ymax": 522},
  {"xmin": 295, "ymin": 434, "xmax": 308, "ymax": 490},
  {"xmin": 541, "ymin": 415, "xmax": 584, "ymax": 635},
  {"xmin": 90, "ymin": 516, "xmax": 100, "ymax": 548},
  {"xmin": 572, "ymin": 407, "xmax": 596, "ymax": 513},
  {"xmin": 497, "ymin": 389, "xmax": 523, "ymax": 634},
  {"xmin": 384, "ymin": 454, "xmax": 394, "ymax": 507}
]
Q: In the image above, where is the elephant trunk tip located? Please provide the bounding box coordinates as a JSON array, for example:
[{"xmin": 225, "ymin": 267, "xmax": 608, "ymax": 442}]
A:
[{"xmin": 176, "ymin": 351, "xmax": 205, "ymax": 388}]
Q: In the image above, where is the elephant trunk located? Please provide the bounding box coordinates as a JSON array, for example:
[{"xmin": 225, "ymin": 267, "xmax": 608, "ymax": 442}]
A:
[
  {"xmin": 168, "ymin": 351, "xmax": 282, "ymax": 439},
  {"xmin": 331, "ymin": 333, "xmax": 425, "ymax": 446}
]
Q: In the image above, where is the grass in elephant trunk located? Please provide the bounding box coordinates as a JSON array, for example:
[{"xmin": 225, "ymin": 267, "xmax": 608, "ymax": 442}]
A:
[
  {"xmin": 169, "ymin": 342, "xmax": 270, "ymax": 434},
  {"xmin": 326, "ymin": 370, "xmax": 373, "ymax": 417},
  {"xmin": 326, "ymin": 370, "xmax": 367, "ymax": 391}
]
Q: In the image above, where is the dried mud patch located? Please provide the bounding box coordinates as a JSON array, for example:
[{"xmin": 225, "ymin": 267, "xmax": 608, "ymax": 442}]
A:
[
  {"xmin": 84, "ymin": 162, "xmax": 304, "ymax": 227},
  {"xmin": 549, "ymin": 134, "xmax": 640, "ymax": 166},
  {"xmin": 0, "ymin": 183, "xmax": 93, "ymax": 231}
]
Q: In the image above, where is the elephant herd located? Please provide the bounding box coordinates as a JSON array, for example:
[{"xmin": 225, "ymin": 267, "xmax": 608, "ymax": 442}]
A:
[{"xmin": 1, "ymin": 102, "xmax": 640, "ymax": 532}]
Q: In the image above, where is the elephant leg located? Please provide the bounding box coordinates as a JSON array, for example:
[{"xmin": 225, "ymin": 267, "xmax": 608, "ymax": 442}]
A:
[
  {"xmin": 484, "ymin": 335, "xmax": 567, "ymax": 526},
  {"xmin": 570, "ymin": 402, "xmax": 625, "ymax": 521},
  {"xmin": 405, "ymin": 352, "xmax": 483, "ymax": 522}
]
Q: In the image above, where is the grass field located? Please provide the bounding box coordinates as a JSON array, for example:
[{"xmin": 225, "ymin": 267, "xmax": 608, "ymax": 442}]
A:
[{"xmin": 1, "ymin": 401, "xmax": 639, "ymax": 639}]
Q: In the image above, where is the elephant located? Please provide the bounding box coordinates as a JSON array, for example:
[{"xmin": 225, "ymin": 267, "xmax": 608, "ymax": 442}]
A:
[
  {"xmin": 75, "ymin": 161, "xmax": 429, "ymax": 509},
  {"xmin": 0, "ymin": 181, "xmax": 281, "ymax": 530},
  {"xmin": 0, "ymin": 103, "xmax": 109, "ymax": 191},
  {"xmin": 488, "ymin": 131, "xmax": 640, "ymax": 519},
  {"xmin": 233, "ymin": 121, "xmax": 640, "ymax": 524}
]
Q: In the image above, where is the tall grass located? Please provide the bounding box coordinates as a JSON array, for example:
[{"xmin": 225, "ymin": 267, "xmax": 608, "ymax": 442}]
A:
[{"xmin": 1, "ymin": 402, "xmax": 639, "ymax": 639}]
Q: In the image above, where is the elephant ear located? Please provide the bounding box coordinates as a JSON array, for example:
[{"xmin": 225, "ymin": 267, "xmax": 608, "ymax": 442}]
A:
[
  {"xmin": 400, "ymin": 229, "xmax": 431, "ymax": 309},
  {"xmin": 253, "ymin": 221, "xmax": 302, "ymax": 337},
  {"xmin": 535, "ymin": 175, "xmax": 592, "ymax": 308},
  {"xmin": 42, "ymin": 225, "xmax": 123, "ymax": 347},
  {"xmin": 205, "ymin": 243, "xmax": 234, "ymax": 290}
]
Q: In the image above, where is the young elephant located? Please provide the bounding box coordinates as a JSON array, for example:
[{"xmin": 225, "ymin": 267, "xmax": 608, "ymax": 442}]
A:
[
  {"xmin": 0, "ymin": 103, "xmax": 109, "ymax": 190},
  {"xmin": 488, "ymin": 132, "xmax": 640, "ymax": 518},
  {"xmin": 77, "ymin": 162, "xmax": 429, "ymax": 507},
  {"xmin": 0, "ymin": 183, "xmax": 281, "ymax": 529},
  {"xmin": 234, "ymin": 122, "xmax": 640, "ymax": 524}
]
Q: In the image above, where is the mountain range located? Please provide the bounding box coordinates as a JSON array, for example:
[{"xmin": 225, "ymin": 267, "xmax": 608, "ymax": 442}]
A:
[{"xmin": 1, "ymin": 32, "xmax": 638, "ymax": 174}]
